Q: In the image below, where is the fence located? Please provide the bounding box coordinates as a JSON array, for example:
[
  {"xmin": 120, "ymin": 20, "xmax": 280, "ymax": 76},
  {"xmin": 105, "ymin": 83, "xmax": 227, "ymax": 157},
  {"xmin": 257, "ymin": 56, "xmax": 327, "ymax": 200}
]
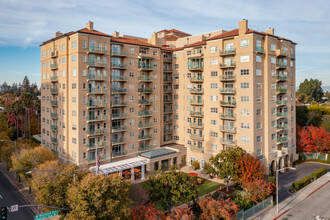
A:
[
  {"xmin": 300, "ymin": 153, "xmax": 328, "ymax": 161},
  {"xmin": 235, "ymin": 196, "xmax": 273, "ymax": 220}
]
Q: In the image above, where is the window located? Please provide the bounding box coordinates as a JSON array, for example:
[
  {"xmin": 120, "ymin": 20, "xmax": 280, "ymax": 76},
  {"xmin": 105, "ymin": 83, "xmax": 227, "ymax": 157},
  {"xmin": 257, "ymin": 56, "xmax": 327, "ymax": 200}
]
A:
[
  {"xmin": 72, "ymin": 124, "xmax": 77, "ymax": 130},
  {"xmin": 42, "ymin": 51, "xmax": 45, "ymax": 57},
  {"xmin": 257, "ymin": 136, "xmax": 262, "ymax": 142},
  {"xmin": 83, "ymin": 40, "xmax": 86, "ymax": 48},
  {"xmin": 72, "ymin": 110, "xmax": 76, "ymax": 116},
  {"xmin": 72, "ymin": 138, "xmax": 77, "ymax": 144},
  {"xmin": 272, "ymin": 133, "xmax": 276, "ymax": 140},
  {"xmin": 129, "ymin": 48, "xmax": 134, "ymax": 54},
  {"xmin": 256, "ymin": 96, "xmax": 262, "ymax": 103},
  {"xmin": 210, "ymin": 59, "xmax": 218, "ymax": 65},
  {"xmin": 256, "ymin": 55, "xmax": 261, "ymax": 62},
  {"xmin": 210, "ymin": 83, "xmax": 218, "ymax": 89},
  {"xmin": 241, "ymin": 109, "xmax": 250, "ymax": 116},
  {"xmin": 271, "ymin": 57, "xmax": 276, "ymax": 64},
  {"xmin": 211, "ymin": 71, "xmax": 217, "ymax": 77},
  {"xmin": 241, "ymin": 136, "xmax": 250, "ymax": 143},
  {"xmin": 72, "ymin": 69, "xmax": 76, "ymax": 76},
  {"xmin": 272, "ymin": 108, "xmax": 276, "ymax": 115},
  {"xmin": 241, "ymin": 82, "xmax": 249, "ymax": 89},
  {"xmin": 241, "ymin": 69, "xmax": 249, "ymax": 75},
  {"xmin": 129, "ymin": 72, "xmax": 134, "ymax": 77},
  {"xmin": 72, "ymin": 55, "xmax": 76, "ymax": 63},
  {"xmin": 241, "ymin": 122, "xmax": 250, "ymax": 129},
  {"xmin": 271, "ymin": 44, "xmax": 276, "ymax": 51},
  {"xmin": 240, "ymin": 39, "xmax": 249, "ymax": 47},
  {"xmin": 256, "ymin": 82, "xmax": 262, "ymax": 89},
  {"xmin": 241, "ymin": 96, "xmax": 249, "ymax": 102},
  {"xmin": 210, "ymin": 46, "xmax": 217, "ymax": 53},
  {"xmin": 256, "ymin": 69, "xmax": 262, "ymax": 76},
  {"xmin": 72, "ymin": 151, "xmax": 76, "ymax": 158},
  {"xmin": 211, "ymin": 120, "xmax": 218, "ymax": 126},
  {"xmin": 290, "ymin": 61, "xmax": 293, "ymax": 67},
  {"xmin": 130, "ymin": 144, "xmax": 134, "ymax": 150},
  {"xmin": 257, "ymin": 122, "xmax": 262, "ymax": 129},
  {"xmin": 72, "ymin": 97, "xmax": 76, "ymax": 103},
  {"xmin": 256, "ymin": 109, "xmax": 262, "ymax": 116},
  {"xmin": 272, "ymin": 121, "xmax": 276, "ymax": 127},
  {"xmin": 72, "ymin": 83, "xmax": 77, "ymax": 89},
  {"xmin": 62, "ymin": 44, "xmax": 65, "ymax": 51},
  {"xmin": 271, "ymin": 96, "xmax": 276, "ymax": 102},
  {"xmin": 211, "ymin": 132, "xmax": 218, "ymax": 138},
  {"xmin": 211, "ymin": 144, "xmax": 218, "ymax": 150},
  {"xmin": 240, "ymin": 55, "xmax": 249, "ymax": 62},
  {"xmin": 211, "ymin": 95, "xmax": 218, "ymax": 101},
  {"xmin": 211, "ymin": 108, "xmax": 218, "ymax": 113},
  {"xmin": 130, "ymin": 132, "xmax": 134, "ymax": 137},
  {"xmin": 72, "ymin": 41, "xmax": 76, "ymax": 49}
]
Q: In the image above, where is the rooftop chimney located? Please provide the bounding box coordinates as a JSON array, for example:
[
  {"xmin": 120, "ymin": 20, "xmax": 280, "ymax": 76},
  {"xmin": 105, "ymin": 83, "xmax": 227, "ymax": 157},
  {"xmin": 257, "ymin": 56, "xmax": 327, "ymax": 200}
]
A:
[
  {"xmin": 239, "ymin": 19, "xmax": 248, "ymax": 36},
  {"xmin": 86, "ymin": 21, "xmax": 94, "ymax": 31},
  {"xmin": 112, "ymin": 31, "xmax": 119, "ymax": 38},
  {"xmin": 266, "ymin": 28, "xmax": 274, "ymax": 35},
  {"xmin": 55, "ymin": 31, "xmax": 63, "ymax": 38}
]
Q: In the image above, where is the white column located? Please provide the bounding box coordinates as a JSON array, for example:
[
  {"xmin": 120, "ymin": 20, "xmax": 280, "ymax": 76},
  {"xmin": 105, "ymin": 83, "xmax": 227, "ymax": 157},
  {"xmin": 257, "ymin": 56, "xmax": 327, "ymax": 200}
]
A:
[
  {"xmin": 131, "ymin": 167, "xmax": 134, "ymax": 181},
  {"xmin": 141, "ymin": 165, "xmax": 145, "ymax": 180}
]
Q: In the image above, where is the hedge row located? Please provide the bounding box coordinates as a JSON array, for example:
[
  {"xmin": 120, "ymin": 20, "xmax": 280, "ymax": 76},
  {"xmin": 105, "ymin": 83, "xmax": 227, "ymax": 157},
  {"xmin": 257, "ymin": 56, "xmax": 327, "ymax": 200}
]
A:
[
  {"xmin": 311, "ymin": 167, "xmax": 327, "ymax": 180},
  {"xmin": 292, "ymin": 176, "xmax": 311, "ymax": 191}
]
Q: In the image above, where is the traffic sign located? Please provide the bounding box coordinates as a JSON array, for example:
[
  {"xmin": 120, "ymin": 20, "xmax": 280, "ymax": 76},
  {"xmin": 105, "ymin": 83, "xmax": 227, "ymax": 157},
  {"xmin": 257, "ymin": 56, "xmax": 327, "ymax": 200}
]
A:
[
  {"xmin": 9, "ymin": 205, "xmax": 18, "ymax": 212},
  {"xmin": 35, "ymin": 210, "xmax": 58, "ymax": 220}
]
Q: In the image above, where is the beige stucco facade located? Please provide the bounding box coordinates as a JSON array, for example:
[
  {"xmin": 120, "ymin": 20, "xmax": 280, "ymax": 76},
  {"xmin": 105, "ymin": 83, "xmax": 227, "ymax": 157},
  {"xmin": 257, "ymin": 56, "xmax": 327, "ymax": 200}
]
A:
[{"xmin": 41, "ymin": 20, "xmax": 296, "ymax": 175}]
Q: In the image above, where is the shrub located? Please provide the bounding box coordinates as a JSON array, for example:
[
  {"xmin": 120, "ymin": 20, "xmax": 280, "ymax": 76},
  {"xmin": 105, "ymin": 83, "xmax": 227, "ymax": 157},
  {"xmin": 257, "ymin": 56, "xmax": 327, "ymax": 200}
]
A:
[
  {"xmin": 292, "ymin": 176, "xmax": 311, "ymax": 191},
  {"xmin": 311, "ymin": 166, "xmax": 327, "ymax": 180},
  {"xmin": 268, "ymin": 176, "xmax": 276, "ymax": 184},
  {"xmin": 191, "ymin": 161, "xmax": 200, "ymax": 170},
  {"xmin": 203, "ymin": 163, "xmax": 215, "ymax": 174}
]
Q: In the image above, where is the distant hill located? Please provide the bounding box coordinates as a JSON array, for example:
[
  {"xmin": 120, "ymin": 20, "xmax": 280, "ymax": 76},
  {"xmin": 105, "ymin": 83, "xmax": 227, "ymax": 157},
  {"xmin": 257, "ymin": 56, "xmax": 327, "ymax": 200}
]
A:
[{"xmin": 322, "ymin": 86, "xmax": 330, "ymax": 92}]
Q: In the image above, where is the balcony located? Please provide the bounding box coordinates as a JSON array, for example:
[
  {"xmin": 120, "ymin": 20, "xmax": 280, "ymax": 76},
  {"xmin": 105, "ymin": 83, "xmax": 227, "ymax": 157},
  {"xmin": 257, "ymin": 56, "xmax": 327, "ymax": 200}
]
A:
[
  {"xmin": 138, "ymin": 122, "xmax": 153, "ymax": 128},
  {"xmin": 138, "ymin": 111, "xmax": 153, "ymax": 117},
  {"xmin": 139, "ymin": 145, "xmax": 153, "ymax": 152},
  {"xmin": 277, "ymin": 136, "xmax": 288, "ymax": 143},
  {"xmin": 111, "ymin": 88, "xmax": 127, "ymax": 94},
  {"xmin": 164, "ymin": 119, "xmax": 173, "ymax": 124},
  {"xmin": 190, "ymin": 76, "xmax": 203, "ymax": 83},
  {"xmin": 276, "ymin": 87, "xmax": 287, "ymax": 93},
  {"xmin": 87, "ymin": 61, "xmax": 106, "ymax": 68},
  {"xmin": 277, "ymin": 124, "xmax": 288, "ymax": 130},
  {"xmin": 277, "ymin": 112, "xmax": 288, "ymax": 118},
  {"xmin": 219, "ymin": 61, "xmax": 236, "ymax": 69},
  {"xmin": 50, "ymin": 125, "xmax": 57, "ymax": 131},
  {"xmin": 220, "ymin": 75, "xmax": 236, "ymax": 81},
  {"xmin": 111, "ymin": 50, "xmax": 127, "ymax": 57},
  {"xmin": 164, "ymin": 128, "xmax": 173, "ymax": 133},
  {"xmin": 189, "ymin": 145, "xmax": 204, "ymax": 153},
  {"xmin": 87, "ymin": 88, "xmax": 106, "ymax": 94},
  {"xmin": 111, "ymin": 138, "xmax": 127, "ymax": 145},
  {"xmin": 50, "ymin": 76, "xmax": 58, "ymax": 82},
  {"xmin": 86, "ymin": 46, "xmax": 106, "ymax": 54},
  {"xmin": 51, "ymin": 88, "xmax": 58, "ymax": 95},
  {"xmin": 189, "ymin": 88, "xmax": 203, "ymax": 94},
  {"xmin": 86, "ymin": 115, "xmax": 106, "ymax": 122},
  {"xmin": 190, "ymin": 134, "xmax": 204, "ymax": 140},
  {"xmin": 111, "ymin": 125, "xmax": 128, "ymax": 133},
  {"xmin": 291, "ymin": 54, "xmax": 295, "ymax": 59},
  {"xmin": 189, "ymin": 100, "xmax": 203, "ymax": 106},
  {"xmin": 50, "ymin": 100, "xmax": 58, "ymax": 107},
  {"xmin": 164, "ymin": 136, "xmax": 173, "ymax": 142},
  {"xmin": 138, "ymin": 64, "xmax": 154, "ymax": 71},
  {"xmin": 138, "ymin": 76, "xmax": 153, "ymax": 82},
  {"xmin": 112, "ymin": 150, "xmax": 128, "ymax": 158},
  {"xmin": 276, "ymin": 62, "xmax": 287, "ymax": 69},
  {"xmin": 219, "ymin": 48, "xmax": 236, "ymax": 56},
  {"xmin": 219, "ymin": 113, "xmax": 236, "ymax": 120},
  {"xmin": 138, "ymin": 99, "xmax": 153, "ymax": 105},
  {"xmin": 138, "ymin": 87, "xmax": 153, "ymax": 93},
  {"xmin": 111, "ymin": 113, "xmax": 128, "ymax": 119},
  {"xmin": 163, "ymin": 67, "xmax": 173, "ymax": 72},
  {"xmin": 163, "ymin": 57, "xmax": 172, "ymax": 62},
  {"xmin": 87, "ymin": 74, "xmax": 105, "ymax": 81},
  {"xmin": 87, "ymin": 101, "xmax": 106, "ymax": 108},
  {"xmin": 220, "ymin": 100, "xmax": 236, "ymax": 107},
  {"xmin": 50, "ymin": 113, "xmax": 58, "ymax": 119},
  {"xmin": 190, "ymin": 110, "xmax": 203, "ymax": 117},
  {"xmin": 220, "ymin": 88, "xmax": 236, "ymax": 94},
  {"xmin": 51, "ymin": 137, "xmax": 57, "ymax": 143},
  {"xmin": 256, "ymin": 47, "xmax": 264, "ymax": 53},
  {"xmin": 276, "ymin": 49, "xmax": 287, "ymax": 57},
  {"xmin": 270, "ymin": 151, "xmax": 278, "ymax": 158},
  {"xmin": 87, "ymin": 128, "xmax": 106, "ymax": 136},
  {"xmin": 51, "ymin": 51, "xmax": 58, "ymax": 58},
  {"xmin": 219, "ymin": 126, "xmax": 236, "ymax": 133},
  {"xmin": 276, "ymin": 99, "xmax": 287, "ymax": 106},
  {"xmin": 220, "ymin": 138, "xmax": 237, "ymax": 145},
  {"xmin": 111, "ymin": 100, "xmax": 127, "ymax": 106},
  {"xmin": 187, "ymin": 63, "xmax": 203, "ymax": 71},
  {"xmin": 163, "ymin": 99, "xmax": 172, "ymax": 104},
  {"xmin": 111, "ymin": 76, "xmax": 127, "ymax": 81},
  {"xmin": 276, "ymin": 75, "xmax": 287, "ymax": 81},
  {"xmin": 257, "ymin": 155, "xmax": 264, "ymax": 160},
  {"xmin": 163, "ymin": 88, "xmax": 172, "ymax": 93},
  {"xmin": 86, "ymin": 142, "xmax": 106, "ymax": 149},
  {"xmin": 164, "ymin": 109, "xmax": 172, "ymax": 114},
  {"xmin": 138, "ymin": 52, "xmax": 154, "ymax": 58},
  {"xmin": 87, "ymin": 154, "xmax": 106, "ymax": 162},
  {"xmin": 138, "ymin": 134, "xmax": 153, "ymax": 140},
  {"xmin": 163, "ymin": 78, "xmax": 173, "ymax": 83},
  {"xmin": 190, "ymin": 122, "xmax": 203, "ymax": 128},
  {"xmin": 111, "ymin": 63, "xmax": 127, "ymax": 69},
  {"xmin": 50, "ymin": 63, "xmax": 58, "ymax": 70}
]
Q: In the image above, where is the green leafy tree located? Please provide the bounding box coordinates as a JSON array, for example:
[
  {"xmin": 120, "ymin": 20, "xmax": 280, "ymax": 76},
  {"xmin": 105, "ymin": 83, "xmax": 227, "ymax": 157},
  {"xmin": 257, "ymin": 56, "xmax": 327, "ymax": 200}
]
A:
[
  {"xmin": 209, "ymin": 146, "xmax": 246, "ymax": 191},
  {"xmin": 145, "ymin": 167, "xmax": 198, "ymax": 211},
  {"xmin": 296, "ymin": 106, "xmax": 310, "ymax": 126},
  {"xmin": 67, "ymin": 173, "xmax": 131, "ymax": 220},
  {"xmin": 298, "ymin": 79, "xmax": 324, "ymax": 103}
]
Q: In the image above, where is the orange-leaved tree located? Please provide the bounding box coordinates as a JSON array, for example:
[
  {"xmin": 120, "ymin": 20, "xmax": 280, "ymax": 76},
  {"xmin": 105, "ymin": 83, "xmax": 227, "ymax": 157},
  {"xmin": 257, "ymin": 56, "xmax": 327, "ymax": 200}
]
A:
[
  {"xmin": 132, "ymin": 203, "xmax": 165, "ymax": 220},
  {"xmin": 166, "ymin": 206, "xmax": 194, "ymax": 220},
  {"xmin": 243, "ymin": 179, "xmax": 275, "ymax": 203},
  {"xmin": 297, "ymin": 125, "xmax": 330, "ymax": 154},
  {"xmin": 236, "ymin": 154, "xmax": 265, "ymax": 186},
  {"xmin": 197, "ymin": 196, "xmax": 238, "ymax": 220}
]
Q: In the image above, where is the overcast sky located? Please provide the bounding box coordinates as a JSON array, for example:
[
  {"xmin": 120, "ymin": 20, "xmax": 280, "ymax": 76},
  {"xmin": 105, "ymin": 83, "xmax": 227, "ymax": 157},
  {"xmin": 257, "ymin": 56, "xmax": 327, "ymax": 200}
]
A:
[{"xmin": 0, "ymin": 0, "xmax": 329, "ymax": 89}]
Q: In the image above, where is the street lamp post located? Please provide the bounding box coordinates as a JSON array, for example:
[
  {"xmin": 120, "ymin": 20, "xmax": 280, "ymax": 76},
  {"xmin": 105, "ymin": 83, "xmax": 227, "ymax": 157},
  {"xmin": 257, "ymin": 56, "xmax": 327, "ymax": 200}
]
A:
[{"xmin": 276, "ymin": 166, "xmax": 296, "ymax": 213}]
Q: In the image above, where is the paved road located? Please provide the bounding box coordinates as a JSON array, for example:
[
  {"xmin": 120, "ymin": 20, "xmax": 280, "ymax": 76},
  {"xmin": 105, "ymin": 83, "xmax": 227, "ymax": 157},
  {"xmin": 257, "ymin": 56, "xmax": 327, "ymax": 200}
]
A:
[
  {"xmin": 278, "ymin": 162, "xmax": 330, "ymax": 202},
  {"xmin": 278, "ymin": 181, "xmax": 330, "ymax": 219},
  {"xmin": 0, "ymin": 170, "xmax": 35, "ymax": 220}
]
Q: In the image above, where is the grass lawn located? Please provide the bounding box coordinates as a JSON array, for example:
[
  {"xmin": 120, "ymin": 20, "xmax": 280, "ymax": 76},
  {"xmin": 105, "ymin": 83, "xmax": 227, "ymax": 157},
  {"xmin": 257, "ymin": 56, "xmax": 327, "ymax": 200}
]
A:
[{"xmin": 197, "ymin": 179, "xmax": 224, "ymax": 196}]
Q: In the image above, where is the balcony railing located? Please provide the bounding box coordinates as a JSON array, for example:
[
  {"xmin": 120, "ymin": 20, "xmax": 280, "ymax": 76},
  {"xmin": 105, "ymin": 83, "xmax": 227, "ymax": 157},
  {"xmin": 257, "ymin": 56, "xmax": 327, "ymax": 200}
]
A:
[
  {"xmin": 138, "ymin": 134, "xmax": 153, "ymax": 140},
  {"xmin": 190, "ymin": 134, "xmax": 204, "ymax": 140},
  {"xmin": 256, "ymin": 46, "xmax": 264, "ymax": 53},
  {"xmin": 51, "ymin": 137, "xmax": 57, "ymax": 143},
  {"xmin": 50, "ymin": 63, "xmax": 58, "ymax": 70},
  {"xmin": 190, "ymin": 76, "xmax": 203, "ymax": 83},
  {"xmin": 111, "ymin": 113, "xmax": 128, "ymax": 119},
  {"xmin": 276, "ymin": 62, "xmax": 287, "ymax": 68},
  {"xmin": 138, "ymin": 87, "xmax": 153, "ymax": 93},
  {"xmin": 189, "ymin": 145, "xmax": 204, "ymax": 152},
  {"xmin": 276, "ymin": 50, "xmax": 287, "ymax": 57},
  {"xmin": 50, "ymin": 113, "xmax": 58, "ymax": 118},
  {"xmin": 189, "ymin": 88, "xmax": 203, "ymax": 94},
  {"xmin": 190, "ymin": 122, "xmax": 204, "ymax": 128},
  {"xmin": 276, "ymin": 75, "xmax": 287, "ymax": 80},
  {"xmin": 219, "ymin": 126, "xmax": 236, "ymax": 133},
  {"xmin": 163, "ymin": 57, "xmax": 173, "ymax": 62},
  {"xmin": 277, "ymin": 136, "xmax": 288, "ymax": 143},
  {"xmin": 87, "ymin": 154, "xmax": 106, "ymax": 162},
  {"xmin": 138, "ymin": 122, "xmax": 153, "ymax": 128},
  {"xmin": 111, "ymin": 138, "xmax": 127, "ymax": 144},
  {"xmin": 87, "ymin": 46, "xmax": 106, "ymax": 54},
  {"xmin": 163, "ymin": 78, "xmax": 173, "ymax": 83},
  {"xmin": 291, "ymin": 54, "xmax": 295, "ymax": 59},
  {"xmin": 111, "ymin": 76, "xmax": 127, "ymax": 81},
  {"xmin": 87, "ymin": 101, "xmax": 106, "ymax": 108},
  {"xmin": 86, "ymin": 115, "xmax": 106, "ymax": 121},
  {"xmin": 219, "ymin": 48, "xmax": 236, "ymax": 55},
  {"xmin": 87, "ymin": 74, "xmax": 105, "ymax": 81},
  {"xmin": 111, "ymin": 88, "xmax": 127, "ymax": 93},
  {"xmin": 50, "ymin": 100, "xmax": 58, "ymax": 106},
  {"xmin": 220, "ymin": 88, "xmax": 236, "ymax": 93},
  {"xmin": 163, "ymin": 67, "xmax": 173, "ymax": 72},
  {"xmin": 277, "ymin": 124, "xmax": 288, "ymax": 130},
  {"xmin": 50, "ymin": 125, "xmax": 57, "ymax": 131},
  {"xmin": 187, "ymin": 64, "xmax": 203, "ymax": 70},
  {"xmin": 87, "ymin": 128, "xmax": 106, "ymax": 135},
  {"xmin": 111, "ymin": 100, "xmax": 127, "ymax": 106},
  {"xmin": 51, "ymin": 51, "xmax": 58, "ymax": 58},
  {"xmin": 220, "ymin": 100, "xmax": 236, "ymax": 106},
  {"xmin": 219, "ymin": 113, "xmax": 236, "ymax": 120},
  {"xmin": 50, "ymin": 76, "xmax": 58, "ymax": 82},
  {"xmin": 111, "ymin": 126, "xmax": 127, "ymax": 132},
  {"xmin": 138, "ymin": 76, "xmax": 153, "ymax": 82},
  {"xmin": 276, "ymin": 100, "xmax": 287, "ymax": 105},
  {"xmin": 220, "ymin": 75, "xmax": 236, "ymax": 81},
  {"xmin": 189, "ymin": 100, "xmax": 204, "ymax": 105},
  {"xmin": 51, "ymin": 88, "xmax": 58, "ymax": 94},
  {"xmin": 257, "ymin": 155, "xmax": 264, "ymax": 160},
  {"xmin": 138, "ymin": 111, "xmax": 153, "ymax": 117},
  {"xmin": 190, "ymin": 110, "xmax": 203, "ymax": 117},
  {"xmin": 111, "ymin": 63, "xmax": 127, "ymax": 69},
  {"xmin": 219, "ymin": 61, "xmax": 236, "ymax": 68},
  {"xmin": 163, "ymin": 99, "xmax": 172, "ymax": 103},
  {"xmin": 111, "ymin": 50, "xmax": 127, "ymax": 56},
  {"xmin": 164, "ymin": 119, "xmax": 173, "ymax": 124},
  {"xmin": 277, "ymin": 112, "xmax": 288, "ymax": 117},
  {"xmin": 220, "ymin": 138, "xmax": 237, "ymax": 145},
  {"xmin": 86, "ymin": 141, "xmax": 106, "ymax": 148},
  {"xmin": 139, "ymin": 99, "xmax": 153, "ymax": 105},
  {"xmin": 164, "ymin": 128, "xmax": 173, "ymax": 133},
  {"xmin": 112, "ymin": 150, "xmax": 127, "ymax": 158},
  {"xmin": 87, "ymin": 88, "xmax": 106, "ymax": 94},
  {"xmin": 138, "ymin": 64, "xmax": 154, "ymax": 70},
  {"xmin": 276, "ymin": 87, "xmax": 287, "ymax": 93},
  {"xmin": 139, "ymin": 145, "xmax": 153, "ymax": 151},
  {"xmin": 87, "ymin": 61, "xmax": 106, "ymax": 68},
  {"xmin": 164, "ymin": 109, "xmax": 172, "ymax": 113}
]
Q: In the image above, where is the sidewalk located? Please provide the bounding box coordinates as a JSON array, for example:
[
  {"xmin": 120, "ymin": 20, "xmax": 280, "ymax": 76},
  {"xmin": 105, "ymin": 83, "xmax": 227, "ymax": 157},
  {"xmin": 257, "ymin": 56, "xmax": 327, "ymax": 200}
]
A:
[{"xmin": 253, "ymin": 172, "xmax": 330, "ymax": 220}]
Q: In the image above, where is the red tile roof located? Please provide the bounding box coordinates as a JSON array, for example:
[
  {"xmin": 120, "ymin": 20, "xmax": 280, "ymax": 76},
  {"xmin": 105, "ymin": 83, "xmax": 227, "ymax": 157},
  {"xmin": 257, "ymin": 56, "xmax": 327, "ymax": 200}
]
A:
[
  {"xmin": 157, "ymin": 29, "xmax": 191, "ymax": 36},
  {"xmin": 77, "ymin": 28, "xmax": 111, "ymax": 37},
  {"xmin": 163, "ymin": 34, "xmax": 181, "ymax": 39},
  {"xmin": 111, "ymin": 37, "xmax": 160, "ymax": 48}
]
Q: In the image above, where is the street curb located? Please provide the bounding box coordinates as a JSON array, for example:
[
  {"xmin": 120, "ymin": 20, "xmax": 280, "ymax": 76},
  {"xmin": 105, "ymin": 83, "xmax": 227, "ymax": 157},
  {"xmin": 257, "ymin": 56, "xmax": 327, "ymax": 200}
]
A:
[{"xmin": 0, "ymin": 166, "xmax": 38, "ymax": 215}]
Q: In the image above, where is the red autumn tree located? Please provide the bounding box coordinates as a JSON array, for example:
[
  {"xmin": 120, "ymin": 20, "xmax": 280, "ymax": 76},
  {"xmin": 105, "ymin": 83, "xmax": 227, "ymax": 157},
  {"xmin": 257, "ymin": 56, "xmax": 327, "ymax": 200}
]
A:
[
  {"xmin": 236, "ymin": 154, "xmax": 265, "ymax": 186},
  {"xmin": 197, "ymin": 196, "xmax": 238, "ymax": 220},
  {"xmin": 243, "ymin": 179, "xmax": 275, "ymax": 203},
  {"xmin": 166, "ymin": 206, "xmax": 194, "ymax": 220},
  {"xmin": 132, "ymin": 203, "xmax": 165, "ymax": 220},
  {"xmin": 297, "ymin": 125, "xmax": 330, "ymax": 154}
]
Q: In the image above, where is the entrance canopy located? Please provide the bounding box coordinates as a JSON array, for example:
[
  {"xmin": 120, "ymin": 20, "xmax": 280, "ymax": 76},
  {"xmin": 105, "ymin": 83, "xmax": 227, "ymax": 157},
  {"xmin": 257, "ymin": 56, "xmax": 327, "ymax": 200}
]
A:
[
  {"xmin": 89, "ymin": 157, "xmax": 148, "ymax": 175},
  {"xmin": 140, "ymin": 148, "xmax": 176, "ymax": 159}
]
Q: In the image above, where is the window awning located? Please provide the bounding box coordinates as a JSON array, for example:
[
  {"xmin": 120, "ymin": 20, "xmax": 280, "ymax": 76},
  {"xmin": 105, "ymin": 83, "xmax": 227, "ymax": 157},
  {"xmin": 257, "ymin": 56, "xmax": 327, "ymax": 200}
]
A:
[
  {"xmin": 89, "ymin": 157, "xmax": 148, "ymax": 175},
  {"xmin": 140, "ymin": 148, "xmax": 177, "ymax": 159}
]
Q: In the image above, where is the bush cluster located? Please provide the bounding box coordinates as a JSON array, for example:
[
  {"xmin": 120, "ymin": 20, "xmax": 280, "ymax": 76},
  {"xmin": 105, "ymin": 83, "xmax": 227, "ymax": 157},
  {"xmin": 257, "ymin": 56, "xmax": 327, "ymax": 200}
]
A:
[
  {"xmin": 292, "ymin": 176, "xmax": 311, "ymax": 191},
  {"xmin": 311, "ymin": 166, "xmax": 327, "ymax": 180},
  {"xmin": 191, "ymin": 161, "xmax": 200, "ymax": 170}
]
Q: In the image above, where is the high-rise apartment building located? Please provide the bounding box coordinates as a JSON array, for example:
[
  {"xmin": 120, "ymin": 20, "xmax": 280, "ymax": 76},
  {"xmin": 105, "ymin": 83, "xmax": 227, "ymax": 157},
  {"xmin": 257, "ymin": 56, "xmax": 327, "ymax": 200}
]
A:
[{"xmin": 41, "ymin": 20, "xmax": 296, "ymax": 177}]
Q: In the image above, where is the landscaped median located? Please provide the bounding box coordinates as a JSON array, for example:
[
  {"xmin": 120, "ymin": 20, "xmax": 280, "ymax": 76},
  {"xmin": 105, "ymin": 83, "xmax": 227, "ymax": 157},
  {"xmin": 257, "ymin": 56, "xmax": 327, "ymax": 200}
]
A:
[{"xmin": 292, "ymin": 166, "xmax": 328, "ymax": 191}]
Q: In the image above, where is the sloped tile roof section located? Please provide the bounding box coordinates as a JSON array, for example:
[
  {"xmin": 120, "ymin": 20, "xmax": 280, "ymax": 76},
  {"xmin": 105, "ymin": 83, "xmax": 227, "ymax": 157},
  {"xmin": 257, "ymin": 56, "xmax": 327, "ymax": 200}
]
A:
[
  {"xmin": 163, "ymin": 34, "xmax": 181, "ymax": 39},
  {"xmin": 77, "ymin": 28, "xmax": 111, "ymax": 37},
  {"xmin": 111, "ymin": 37, "xmax": 160, "ymax": 48}
]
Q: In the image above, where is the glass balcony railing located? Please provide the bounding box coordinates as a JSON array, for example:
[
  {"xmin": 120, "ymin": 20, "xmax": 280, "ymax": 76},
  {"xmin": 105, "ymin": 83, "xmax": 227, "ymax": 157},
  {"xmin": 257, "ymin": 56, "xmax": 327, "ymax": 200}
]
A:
[
  {"xmin": 219, "ymin": 61, "xmax": 236, "ymax": 68},
  {"xmin": 138, "ymin": 134, "xmax": 153, "ymax": 140},
  {"xmin": 219, "ymin": 126, "xmax": 236, "ymax": 132},
  {"xmin": 189, "ymin": 88, "xmax": 203, "ymax": 93},
  {"xmin": 190, "ymin": 110, "xmax": 203, "ymax": 117},
  {"xmin": 219, "ymin": 48, "xmax": 236, "ymax": 55},
  {"xmin": 187, "ymin": 64, "xmax": 203, "ymax": 70},
  {"xmin": 87, "ymin": 46, "xmax": 106, "ymax": 53},
  {"xmin": 220, "ymin": 100, "xmax": 236, "ymax": 106},
  {"xmin": 87, "ymin": 154, "xmax": 106, "ymax": 162},
  {"xmin": 50, "ymin": 113, "xmax": 58, "ymax": 118},
  {"xmin": 51, "ymin": 88, "xmax": 58, "ymax": 94},
  {"xmin": 111, "ymin": 113, "xmax": 128, "ymax": 119},
  {"xmin": 220, "ymin": 75, "xmax": 236, "ymax": 81},
  {"xmin": 190, "ymin": 122, "xmax": 203, "ymax": 128},
  {"xmin": 51, "ymin": 137, "xmax": 57, "ymax": 143},
  {"xmin": 50, "ymin": 125, "xmax": 57, "ymax": 131},
  {"xmin": 87, "ymin": 88, "xmax": 106, "ymax": 94},
  {"xmin": 220, "ymin": 138, "xmax": 236, "ymax": 145},
  {"xmin": 277, "ymin": 124, "xmax": 288, "ymax": 130},
  {"xmin": 111, "ymin": 76, "xmax": 127, "ymax": 81},
  {"xmin": 138, "ymin": 99, "xmax": 153, "ymax": 104},
  {"xmin": 189, "ymin": 100, "xmax": 204, "ymax": 105},
  {"xmin": 138, "ymin": 87, "xmax": 153, "ymax": 93},
  {"xmin": 111, "ymin": 126, "xmax": 127, "ymax": 132},
  {"xmin": 87, "ymin": 60, "xmax": 106, "ymax": 67},
  {"xmin": 111, "ymin": 138, "xmax": 127, "ymax": 144},
  {"xmin": 50, "ymin": 63, "xmax": 58, "ymax": 70},
  {"xmin": 256, "ymin": 46, "xmax": 264, "ymax": 53},
  {"xmin": 190, "ymin": 134, "xmax": 204, "ymax": 140},
  {"xmin": 112, "ymin": 150, "xmax": 127, "ymax": 158},
  {"xmin": 87, "ymin": 74, "xmax": 105, "ymax": 81},
  {"xmin": 276, "ymin": 62, "xmax": 287, "ymax": 68},
  {"xmin": 86, "ymin": 141, "xmax": 106, "ymax": 148},
  {"xmin": 111, "ymin": 50, "xmax": 127, "ymax": 56},
  {"xmin": 276, "ymin": 75, "xmax": 287, "ymax": 80},
  {"xmin": 138, "ymin": 111, "xmax": 153, "ymax": 117},
  {"xmin": 276, "ymin": 87, "xmax": 287, "ymax": 93},
  {"xmin": 86, "ymin": 128, "xmax": 106, "ymax": 135},
  {"xmin": 111, "ymin": 100, "xmax": 127, "ymax": 106},
  {"xmin": 111, "ymin": 63, "xmax": 127, "ymax": 68},
  {"xmin": 219, "ymin": 113, "xmax": 236, "ymax": 120},
  {"xmin": 138, "ymin": 122, "xmax": 153, "ymax": 128},
  {"xmin": 220, "ymin": 88, "xmax": 236, "ymax": 93},
  {"xmin": 50, "ymin": 100, "xmax": 58, "ymax": 106},
  {"xmin": 190, "ymin": 76, "xmax": 203, "ymax": 83},
  {"xmin": 139, "ymin": 145, "xmax": 153, "ymax": 151},
  {"xmin": 87, "ymin": 101, "xmax": 106, "ymax": 108},
  {"xmin": 189, "ymin": 145, "xmax": 204, "ymax": 152},
  {"xmin": 138, "ymin": 76, "xmax": 153, "ymax": 82},
  {"xmin": 276, "ymin": 100, "xmax": 287, "ymax": 105},
  {"xmin": 111, "ymin": 88, "xmax": 127, "ymax": 93},
  {"xmin": 86, "ymin": 115, "xmax": 106, "ymax": 121},
  {"xmin": 277, "ymin": 112, "xmax": 288, "ymax": 117},
  {"xmin": 50, "ymin": 76, "xmax": 58, "ymax": 82},
  {"xmin": 277, "ymin": 136, "xmax": 288, "ymax": 142}
]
